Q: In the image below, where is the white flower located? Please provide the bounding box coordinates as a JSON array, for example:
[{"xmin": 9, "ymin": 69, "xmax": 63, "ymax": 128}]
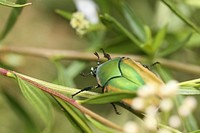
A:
[
  {"xmin": 160, "ymin": 80, "xmax": 179, "ymax": 97},
  {"xmin": 131, "ymin": 97, "xmax": 145, "ymax": 111},
  {"xmin": 178, "ymin": 96, "xmax": 197, "ymax": 117},
  {"xmin": 137, "ymin": 84, "xmax": 156, "ymax": 98},
  {"xmin": 178, "ymin": 104, "xmax": 191, "ymax": 117},
  {"xmin": 145, "ymin": 105, "xmax": 158, "ymax": 117},
  {"xmin": 70, "ymin": 12, "xmax": 90, "ymax": 35},
  {"xmin": 183, "ymin": 96, "xmax": 197, "ymax": 110},
  {"xmin": 168, "ymin": 115, "xmax": 181, "ymax": 128},
  {"xmin": 73, "ymin": 0, "xmax": 99, "ymax": 24},
  {"xmin": 124, "ymin": 121, "xmax": 140, "ymax": 133},
  {"xmin": 160, "ymin": 98, "xmax": 173, "ymax": 112},
  {"xmin": 144, "ymin": 116, "xmax": 157, "ymax": 131}
]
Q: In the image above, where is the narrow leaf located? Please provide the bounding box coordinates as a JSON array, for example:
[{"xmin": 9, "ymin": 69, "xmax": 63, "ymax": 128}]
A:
[
  {"xmin": 179, "ymin": 78, "xmax": 200, "ymax": 88},
  {"xmin": 159, "ymin": 33, "xmax": 192, "ymax": 57},
  {"xmin": 155, "ymin": 65, "xmax": 172, "ymax": 82},
  {"xmin": 189, "ymin": 130, "xmax": 200, "ymax": 133},
  {"xmin": 0, "ymin": 0, "xmax": 31, "ymax": 7},
  {"xmin": 86, "ymin": 115, "xmax": 115, "ymax": 133},
  {"xmin": 0, "ymin": 0, "xmax": 28, "ymax": 41},
  {"xmin": 16, "ymin": 76, "xmax": 53, "ymax": 128},
  {"xmin": 161, "ymin": 0, "xmax": 200, "ymax": 33},
  {"xmin": 121, "ymin": 2, "xmax": 146, "ymax": 42},
  {"xmin": 78, "ymin": 92, "xmax": 136, "ymax": 104},
  {"xmin": 159, "ymin": 123, "xmax": 182, "ymax": 133},
  {"xmin": 54, "ymin": 97, "xmax": 92, "ymax": 133},
  {"xmin": 178, "ymin": 88, "xmax": 200, "ymax": 95},
  {"xmin": 15, "ymin": 72, "xmax": 99, "ymax": 98},
  {"xmin": 152, "ymin": 25, "xmax": 167, "ymax": 52},
  {"xmin": 63, "ymin": 61, "xmax": 86, "ymax": 87},
  {"xmin": 100, "ymin": 14, "xmax": 145, "ymax": 52},
  {"xmin": 2, "ymin": 90, "xmax": 39, "ymax": 133},
  {"xmin": 55, "ymin": 9, "xmax": 72, "ymax": 20}
]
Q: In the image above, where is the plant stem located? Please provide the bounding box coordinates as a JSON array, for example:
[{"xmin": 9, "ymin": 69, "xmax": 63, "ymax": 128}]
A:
[
  {"xmin": 0, "ymin": 46, "xmax": 200, "ymax": 75},
  {"xmin": 0, "ymin": 67, "xmax": 123, "ymax": 132}
]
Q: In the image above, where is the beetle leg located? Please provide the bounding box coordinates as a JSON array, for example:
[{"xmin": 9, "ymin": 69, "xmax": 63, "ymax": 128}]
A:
[
  {"xmin": 101, "ymin": 48, "xmax": 111, "ymax": 60},
  {"xmin": 72, "ymin": 85, "xmax": 100, "ymax": 98},
  {"xmin": 94, "ymin": 52, "xmax": 101, "ymax": 65},
  {"xmin": 151, "ymin": 61, "xmax": 160, "ymax": 67},
  {"xmin": 102, "ymin": 87, "xmax": 121, "ymax": 115},
  {"xmin": 143, "ymin": 62, "xmax": 160, "ymax": 70},
  {"xmin": 72, "ymin": 86, "xmax": 93, "ymax": 97},
  {"xmin": 111, "ymin": 103, "xmax": 121, "ymax": 115}
]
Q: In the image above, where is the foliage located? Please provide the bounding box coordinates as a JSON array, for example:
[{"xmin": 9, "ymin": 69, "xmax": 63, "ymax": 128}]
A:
[{"xmin": 0, "ymin": 0, "xmax": 200, "ymax": 133}]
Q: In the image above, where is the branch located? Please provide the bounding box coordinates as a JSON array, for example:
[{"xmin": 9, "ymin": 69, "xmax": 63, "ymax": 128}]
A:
[
  {"xmin": 0, "ymin": 46, "xmax": 200, "ymax": 75},
  {"xmin": 0, "ymin": 67, "xmax": 123, "ymax": 132}
]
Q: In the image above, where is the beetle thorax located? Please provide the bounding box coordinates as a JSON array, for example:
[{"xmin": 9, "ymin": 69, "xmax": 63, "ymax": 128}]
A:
[{"xmin": 95, "ymin": 58, "xmax": 122, "ymax": 87}]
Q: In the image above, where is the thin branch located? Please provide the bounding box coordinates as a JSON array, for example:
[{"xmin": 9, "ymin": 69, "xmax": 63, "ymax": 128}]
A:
[
  {"xmin": 0, "ymin": 67, "xmax": 123, "ymax": 132},
  {"xmin": 0, "ymin": 46, "xmax": 200, "ymax": 75}
]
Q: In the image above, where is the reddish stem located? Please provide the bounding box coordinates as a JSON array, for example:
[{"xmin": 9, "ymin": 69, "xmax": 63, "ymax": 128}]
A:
[
  {"xmin": 0, "ymin": 68, "xmax": 9, "ymax": 76},
  {"xmin": 13, "ymin": 72, "xmax": 123, "ymax": 132}
]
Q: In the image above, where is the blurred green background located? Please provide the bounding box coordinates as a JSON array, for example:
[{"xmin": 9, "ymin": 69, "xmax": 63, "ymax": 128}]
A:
[{"xmin": 0, "ymin": 0, "xmax": 200, "ymax": 132}]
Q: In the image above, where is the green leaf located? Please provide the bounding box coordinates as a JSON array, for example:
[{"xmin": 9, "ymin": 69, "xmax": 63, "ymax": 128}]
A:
[
  {"xmin": 159, "ymin": 33, "xmax": 192, "ymax": 57},
  {"xmin": 0, "ymin": 0, "xmax": 29, "ymax": 41},
  {"xmin": 86, "ymin": 115, "xmax": 115, "ymax": 133},
  {"xmin": 55, "ymin": 9, "xmax": 72, "ymax": 20},
  {"xmin": 16, "ymin": 76, "xmax": 53, "ymax": 129},
  {"xmin": 179, "ymin": 78, "xmax": 200, "ymax": 88},
  {"xmin": 62, "ymin": 61, "xmax": 86, "ymax": 87},
  {"xmin": 189, "ymin": 130, "xmax": 200, "ymax": 133},
  {"xmin": 152, "ymin": 25, "xmax": 167, "ymax": 53},
  {"xmin": 0, "ymin": 0, "xmax": 31, "ymax": 7},
  {"xmin": 155, "ymin": 65, "xmax": 172, "ymax": 82},
  {"xmin": 178, "ymin": 87, "xmax": 200, "ymax": 95},
  {"xmin": 121, "ymin": 2, "xmax": 146, "ymax": 42},
  {"xmin": 15, "ymin": 72, "xmax": 99, "ymax": 98},
  {"xmin": 159, "ymin": 123, "xmax": 182, "ymax": 133},
  {"xmin": 78, "ymin": 92, "xmax": 136, "ymax": 104},
  {"xmin": 54, "ymin": 97, "xmax": 92, "ymax": 133},
  {"xmin": 161, "ymin": 0, "xmax": 200, "ymax": 33},
  {"xmin": 2, "ymin": 90, "xmax": 39, "ymax": 133},
  {"xmin": 100, "ymin": 14, "xmax": 147, "ymax": 53}
]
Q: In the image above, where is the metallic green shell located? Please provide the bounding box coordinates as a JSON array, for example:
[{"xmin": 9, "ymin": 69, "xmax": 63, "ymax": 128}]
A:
[{"xmin": 96, "ymin": 57, "xmax": 145, "ymax": 92}]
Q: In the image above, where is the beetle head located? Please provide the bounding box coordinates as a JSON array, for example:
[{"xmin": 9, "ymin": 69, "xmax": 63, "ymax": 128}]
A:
[
  {"xmin": 90, "ymin": 66, "xmax": 97, "ymax": 77},
  {"xmin": 90, "ymin": 49, "xmax": 111, "ymax": 77}
]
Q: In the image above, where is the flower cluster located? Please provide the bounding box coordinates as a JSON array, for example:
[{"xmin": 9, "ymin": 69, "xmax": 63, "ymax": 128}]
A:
[
  {"xmin": 124, "ymin": 80, "xmax": 197, "ymax": 133},
  {"xmin": 70, "ymin": 12, "xmax": 90, "ymax": 35}
]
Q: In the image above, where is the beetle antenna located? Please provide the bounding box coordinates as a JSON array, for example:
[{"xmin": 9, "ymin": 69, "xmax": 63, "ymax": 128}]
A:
[
  {"xmin": 94, "ymin": 52, "xmax": 100, "ymax": 65},
  {"xmin": 101, "ymin": 48, "xmax": 111, "ymax": 60}
]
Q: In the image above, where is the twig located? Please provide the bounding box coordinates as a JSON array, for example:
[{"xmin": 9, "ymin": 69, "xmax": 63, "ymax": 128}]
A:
[
  {"xmin": 0, "ymin": 46, "xmax": 200, "ymax": 75},
  {"xmin": 0, "ymin": 67, "xmax": 123, "ymax": 132}
]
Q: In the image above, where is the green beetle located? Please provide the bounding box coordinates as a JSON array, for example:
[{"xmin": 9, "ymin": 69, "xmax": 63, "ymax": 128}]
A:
[{"xmin": 72, "ymin": 49, "xmax": 164, "ymax": 107}]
